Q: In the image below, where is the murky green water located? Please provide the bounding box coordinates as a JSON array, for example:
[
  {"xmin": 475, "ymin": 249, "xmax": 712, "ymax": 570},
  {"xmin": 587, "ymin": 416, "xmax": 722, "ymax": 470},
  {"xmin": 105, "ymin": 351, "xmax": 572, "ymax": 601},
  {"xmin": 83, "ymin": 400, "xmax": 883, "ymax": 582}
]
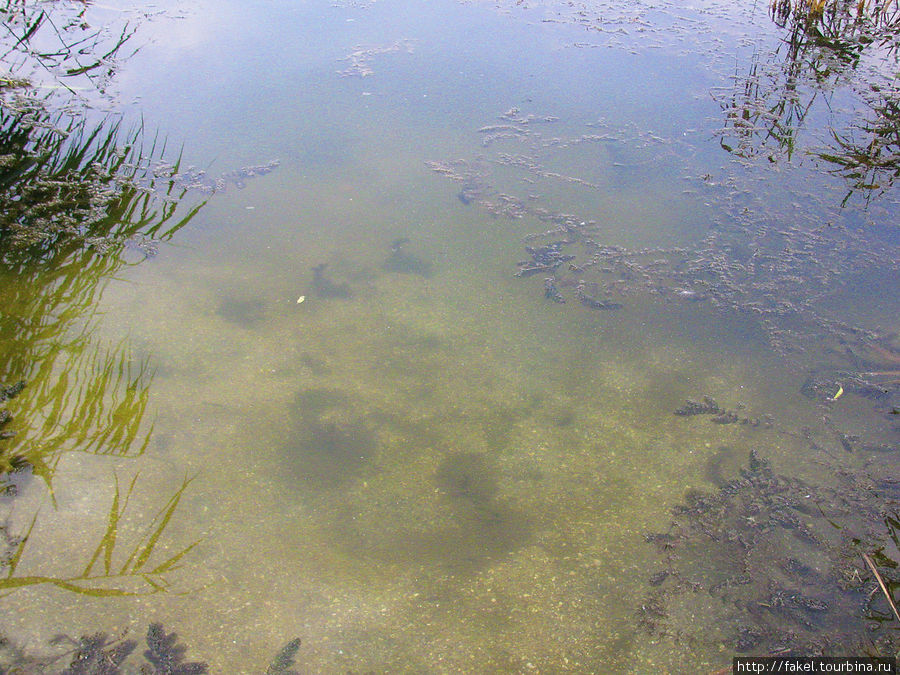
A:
[{"xmin": 2, "ymin": 0, "xmax": 900, "ymax": 672}]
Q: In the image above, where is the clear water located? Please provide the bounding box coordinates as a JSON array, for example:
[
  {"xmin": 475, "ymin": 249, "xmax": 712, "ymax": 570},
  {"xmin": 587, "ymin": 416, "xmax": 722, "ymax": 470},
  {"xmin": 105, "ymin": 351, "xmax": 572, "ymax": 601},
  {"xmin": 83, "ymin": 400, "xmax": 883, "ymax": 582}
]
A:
[{"xmin": 2, "ymin": 0, "xmax": 899, "ymax": 672}]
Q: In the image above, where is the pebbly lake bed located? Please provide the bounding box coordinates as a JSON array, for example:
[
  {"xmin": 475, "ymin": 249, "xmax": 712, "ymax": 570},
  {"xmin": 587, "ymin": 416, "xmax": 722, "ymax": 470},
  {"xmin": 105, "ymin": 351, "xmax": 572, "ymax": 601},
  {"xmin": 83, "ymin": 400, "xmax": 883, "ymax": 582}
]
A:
[{"xmin": 1, "ymin": 0, "xmax": 900, "ymax": 672}]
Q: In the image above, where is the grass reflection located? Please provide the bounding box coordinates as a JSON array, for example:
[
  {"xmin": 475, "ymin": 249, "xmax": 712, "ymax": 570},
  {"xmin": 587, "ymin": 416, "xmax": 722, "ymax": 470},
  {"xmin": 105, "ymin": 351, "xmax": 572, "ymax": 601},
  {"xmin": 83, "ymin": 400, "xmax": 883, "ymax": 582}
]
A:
[
  {"xmin": 818, "ymin": 89, "xmax": 900, "ymax": 203},
  {"xmin": 2, "ymin": 339, "xmax": 155, "ymax": 492},
  {"xmin": 0, "ymin": 108, "xmax": 204, "ymax": 591},
  {"xmin": 0, "ymin": 103, "xmax": 201, "ymax": 254},
  {"xmin": 0, "ymin": 102, "xmax": 203, "ymax": 492},
  {"xmin": 1, "ymin": 0, "xmax": 139, "ymax": 96},
  {"xmin": 0, "ymin": 474, "xmax": 199, "ymax": 597},
  {"xmin": 717, "ymin": 0, "xmax": 900, "ymax": 203},
  {"xmin": 0, "ymin": 40, "xmax": 207, "ymax": 595},
  {"xmin": 771, "ymin": 0, "xmax": 900, "ymax": 57}
]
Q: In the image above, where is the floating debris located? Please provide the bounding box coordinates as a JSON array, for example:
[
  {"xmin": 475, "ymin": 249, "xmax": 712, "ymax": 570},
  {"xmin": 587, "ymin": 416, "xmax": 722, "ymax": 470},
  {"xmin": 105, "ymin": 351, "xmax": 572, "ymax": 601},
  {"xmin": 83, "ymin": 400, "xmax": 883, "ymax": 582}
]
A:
[
  {"xmin": 166, "ymin": 159, "xmax": 280, "ymax": 195},
  {"xmin": 338, "ymin": 39, "xmax": 416, "ymax": 77},
  {"xmin": 543, "ymin": 277, "xmax": 566, "ymax": 303}
]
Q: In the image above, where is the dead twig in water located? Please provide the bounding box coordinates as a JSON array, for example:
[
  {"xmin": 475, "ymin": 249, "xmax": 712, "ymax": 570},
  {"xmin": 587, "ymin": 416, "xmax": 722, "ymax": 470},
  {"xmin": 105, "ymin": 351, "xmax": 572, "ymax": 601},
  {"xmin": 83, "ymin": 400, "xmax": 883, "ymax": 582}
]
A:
[{"xmin": 862, "ymin": 551, "xmax": 900, "ymax": 623}]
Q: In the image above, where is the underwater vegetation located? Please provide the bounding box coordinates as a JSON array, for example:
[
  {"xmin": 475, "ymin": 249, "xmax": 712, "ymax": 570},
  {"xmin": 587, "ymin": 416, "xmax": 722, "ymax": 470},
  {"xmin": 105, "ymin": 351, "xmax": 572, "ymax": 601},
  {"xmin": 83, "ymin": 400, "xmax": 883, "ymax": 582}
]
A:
[
  {"xmin": 429, "ymin": 99, "xmax": 900, "ymax": 436},
  {"xmin": 641, "ymin": 448, "xmax": 900, "ymax": 659},
  {"xmin": 383, "ymin": 238, "xmax": 434, "ymax": 277},
  {"xmin": 0, "ymin": 622, "xmax": 302, "ymax": 674},
  {"xmin": 426, "ymin": 59, "xmax": 900, "ymax": 659},
  {"xmin": 0, "ymin": 380, "xmax": 26, "ymax": 471}
]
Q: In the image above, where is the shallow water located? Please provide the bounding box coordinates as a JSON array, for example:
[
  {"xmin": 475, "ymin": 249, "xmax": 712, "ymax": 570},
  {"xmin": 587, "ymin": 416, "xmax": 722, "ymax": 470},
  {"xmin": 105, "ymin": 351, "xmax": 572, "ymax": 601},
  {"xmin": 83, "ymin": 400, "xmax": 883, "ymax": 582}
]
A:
[{"xmin": 2, "ymin": 0, "xmax": 900, "ymax": 672}]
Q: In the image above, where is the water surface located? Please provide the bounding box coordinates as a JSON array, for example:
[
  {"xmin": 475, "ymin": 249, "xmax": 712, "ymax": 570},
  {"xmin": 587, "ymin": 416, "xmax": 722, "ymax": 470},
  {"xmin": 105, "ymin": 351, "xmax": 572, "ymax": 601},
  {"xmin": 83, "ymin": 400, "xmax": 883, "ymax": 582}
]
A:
[{"xmin": 2, "ymin": 0, "xmax": 899, "ymax": 672}]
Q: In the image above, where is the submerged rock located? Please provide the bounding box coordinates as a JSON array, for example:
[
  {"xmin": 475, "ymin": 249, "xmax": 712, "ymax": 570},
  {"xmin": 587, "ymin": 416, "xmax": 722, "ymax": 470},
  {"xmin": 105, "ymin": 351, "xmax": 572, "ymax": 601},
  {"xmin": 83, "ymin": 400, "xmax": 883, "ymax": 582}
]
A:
[{"xmin": 674, "ymin": 396, "xmax": 722, "ymax": 416}]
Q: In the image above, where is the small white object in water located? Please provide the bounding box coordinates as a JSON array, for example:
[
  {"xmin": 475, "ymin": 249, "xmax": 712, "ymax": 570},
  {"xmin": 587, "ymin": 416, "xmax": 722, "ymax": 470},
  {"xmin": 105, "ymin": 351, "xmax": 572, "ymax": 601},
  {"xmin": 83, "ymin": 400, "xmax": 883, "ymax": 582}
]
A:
[{"xmin": 297, "ymin": 295, "xmax": 305, "ymax": 304}]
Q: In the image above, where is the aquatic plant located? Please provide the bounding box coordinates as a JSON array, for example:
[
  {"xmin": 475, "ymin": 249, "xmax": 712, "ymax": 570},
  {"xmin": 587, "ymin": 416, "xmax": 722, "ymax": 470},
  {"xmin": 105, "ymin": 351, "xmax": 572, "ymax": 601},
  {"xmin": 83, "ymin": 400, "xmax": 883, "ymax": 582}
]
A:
[
  {"xmin": 0, "ymin": 379, "xmax": 25, "ymax": 467},
  {"xmin": 641, "ymin": 449, "xmax": 900, "ymax": 658},
  {"xmin": 55, "ymin": 632, "xmax": 137, "ymax": 675},
  {"xmin": 0, "ymin": 623, "xmax": 301, "ymax": 674},
  {"xmin": 142, "ymin": 623, "xmax": 208, "ymax": 674},
  {"xmin": 265, "ymin": 637, "xmax": 302, "ymax": 675}
]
